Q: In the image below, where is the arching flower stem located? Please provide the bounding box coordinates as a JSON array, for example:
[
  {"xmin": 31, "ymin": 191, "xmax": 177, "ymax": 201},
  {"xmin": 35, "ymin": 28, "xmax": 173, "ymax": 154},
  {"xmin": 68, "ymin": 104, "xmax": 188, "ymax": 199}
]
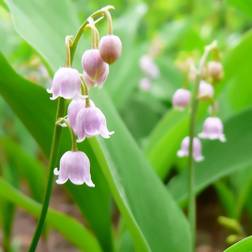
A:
[
  {"xmin": 28, "ymin": 6, "xmax": 113, "ymax": 251},
  {"xmin": 187, "ymin": 41, "xmax": 217, "ymax": 251}
]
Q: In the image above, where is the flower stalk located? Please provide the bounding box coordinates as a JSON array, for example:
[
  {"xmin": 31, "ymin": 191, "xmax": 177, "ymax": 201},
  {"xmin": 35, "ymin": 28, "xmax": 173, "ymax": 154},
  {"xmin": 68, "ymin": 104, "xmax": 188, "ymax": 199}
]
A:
[
  {"xmin": 187, "ymin": 41, "xmax": 217, "ymax": 251},
  {"xmin": 28, "ymin": 6, "xmax": 113, "ymax": 251}
]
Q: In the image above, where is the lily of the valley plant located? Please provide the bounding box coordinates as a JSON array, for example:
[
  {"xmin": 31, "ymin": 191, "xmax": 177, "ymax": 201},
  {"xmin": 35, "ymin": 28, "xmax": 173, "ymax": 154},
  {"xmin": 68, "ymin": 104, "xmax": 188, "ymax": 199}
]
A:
[
  {"xmin": 28, "ymin": 6, "xmax": 122, "ymax": 251},
  {"xmin": 172, "ymin": 41, "xmax": 225, "ymax": 250}
]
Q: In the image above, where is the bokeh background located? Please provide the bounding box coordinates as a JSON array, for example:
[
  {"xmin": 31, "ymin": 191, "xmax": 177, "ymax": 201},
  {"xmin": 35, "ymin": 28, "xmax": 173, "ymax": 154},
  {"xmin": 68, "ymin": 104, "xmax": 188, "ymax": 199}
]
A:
[{"xmin": 0, "ymin": 0, "xmax": 252, "ymax": 251}]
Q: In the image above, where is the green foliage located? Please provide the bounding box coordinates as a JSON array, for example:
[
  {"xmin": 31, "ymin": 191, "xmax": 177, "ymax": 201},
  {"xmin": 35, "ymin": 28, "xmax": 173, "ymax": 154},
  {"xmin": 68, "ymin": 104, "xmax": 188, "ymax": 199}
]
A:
[
  {"xmin": 0, "ymin": 0, "xmax": 252, "ymax": 251},
  {"xmin": 1, "ymin": 0, "xmax": 192, "ymax": 251},
  {"xmin": 168, "ymin": 108, "xmax": 252, "ymax": 204},
  {"xmin": 0, "ymin": 178, "xmax": 102, "ymax": 252},
  {"xmin": 225, "ymin": 236, "xmax": 252, "ymax": 252}
]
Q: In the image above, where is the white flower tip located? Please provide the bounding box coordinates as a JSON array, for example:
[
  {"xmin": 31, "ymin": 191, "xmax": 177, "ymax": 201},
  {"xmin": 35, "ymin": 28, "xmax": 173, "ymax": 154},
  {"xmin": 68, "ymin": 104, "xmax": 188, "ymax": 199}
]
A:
[
  {"xmin": 50, "ymin": 96, "xmax": 58, "ymax": 101},
  {"xmin": 46, "ymin": 88, "xmax": 52, "ymax": 94},
  {"xmin": 177, "ymin": 150, "xmax": 186, "ymax": 158},
  {"xmin": 54, "ymin": 168, "xmax": 59, "ymax": 175},
  {"xmin": 56, "ymin": 178, "xmax": 67, "ymax": 185},
  {"xmin": 86, "ymin": 179, "xmax": 95, "ymax": 188},
  {"xmin": 195, "ymin": 156, "xmax": 204, "ymax": 162},
  {"xmin": 77, "ymin": 137, "xmax": 85, "ymax": 143}
]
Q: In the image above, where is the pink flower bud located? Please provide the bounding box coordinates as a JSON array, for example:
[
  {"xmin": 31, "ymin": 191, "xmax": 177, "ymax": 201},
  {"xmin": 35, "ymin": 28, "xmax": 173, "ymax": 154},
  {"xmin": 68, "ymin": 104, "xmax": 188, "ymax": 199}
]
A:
[
  {"xmin": 139, "ymin": 55, "xmax": 160, "ymax": 79},
  {"xmin": 139, "ymin": 78, "xmax": 151, "ymax": 91},
  {"xmin": 81, "ymin": 49, "xmax": 108, "ymax": 82},
  {"xmin": 75, "ymin": 106, "xmax": 114, "ymax": 142},
  {"xmin": 99, "ymin": 35, "xmax": 122, "ymax": 64},
  {"xmin": 198, "ymin": 80, "xmax": 214, "ymax": 100},
  {"xmin": 172, "ymin": 88, "xmax": 191, "ymax": 110},
  {"xmin": 83, "ymin": 64, "xmax": 109, "ymax": 88},
  {"xmin": 199, "ymin": 116, "xmax": 226, "ymax": 142},
  {"xmin": 208, "ymin": 61, "xmax": 223, "ymax": 81},
  {"xmin": 177, "ymin": 136, "xmax": 204, "ymax": 162},
  {"xmin": 47, "ymin": 67, "xmax": 81, "ymax": 100},
  {"xmin": 54, "ymin": 151, "xmax": 95, "ymax": 186},
  {"xmin": 67, "ymin": 98, "xmax": 95, "ymax": 134}
]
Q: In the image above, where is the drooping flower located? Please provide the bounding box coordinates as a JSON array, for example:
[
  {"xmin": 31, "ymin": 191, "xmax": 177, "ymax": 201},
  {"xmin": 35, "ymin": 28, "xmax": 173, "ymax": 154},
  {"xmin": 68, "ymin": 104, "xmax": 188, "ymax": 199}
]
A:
[
  {"xmin": 198, "ymin": 80, "xmax": 214, "ymax": 100},
  {"xmin": 172, "ymin": 88, "xmax": 191, "ymax": 110},
  {"xmin": 177, "ymin": 136, "xmax": 204, "ymax": 162},
  {"xmin": 139, "ymin": 78, "xmax": 151, "ymax": 91},
  {"xmin": 47, "ymin": 67, "xmax": 81, "ymax": 100},
  {"xmin": 139, "ymin": 55, "xmax": 160, "ymax": 79},
  {"xmin": 81, "ymin": 49, "xmax": 108, "ymax": 82},
  {"xmin": 75, "ymin": 105, "xmax": 114, "ymax": 142},
  {"xmin": 99, "ymin": 35, "xmax": 122, "ymax": 64},
  {"xmin": 54, "ymin": 151, "xmax": 95, "ymax": 186},
  {"xmin": 83, "ymin": 64, "xmax": 109, "ymax": 88},
  {"xmin": 199, "ymin": 116, "xmax": 226, "ymax": 142},
  {"xmin": 207, "ymin": 61, "xmax": 223, "ymax": 81}
]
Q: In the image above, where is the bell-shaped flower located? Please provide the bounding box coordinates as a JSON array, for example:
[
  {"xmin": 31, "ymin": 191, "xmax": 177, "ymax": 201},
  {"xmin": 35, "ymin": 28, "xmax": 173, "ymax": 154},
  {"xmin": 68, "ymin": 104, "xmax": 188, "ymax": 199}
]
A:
[
  {"xmin": 199, "ymin": 116, "xmax": 226, "ymax": 142},
  {"xmin": 67, "ymin": 98, "xmax": 95, "ymax": 133},
  {"xmin": 54, "ymin": 151, "xmax": 95, "ymax": 186},
  {"xmin": 81, "ymin": 49, "xmax": 108, "ymax": 83},
  {"xmin": 172, "ymin": 88, "xmax": 191, "ymax": 110},
  {"xmin": 47, "ymin": 67, "xmax": 81, "ymax": 100},
  {"xmin": 99, "ymin": 35, "xmax": 122, "ymax": 64},
  {"xmin": 83, "ymin": 63, "xmax": 109, "ymax": 88},
  {"xmin": 177, "ymin": 136, "xmax": 204, "ymax": 162},
  {"xmin": 75, "ymin": 106, "xmax": 114, "ymax": 142},
  {"xmin": 139, "ymin": 78, "xmax": 151, "ymax": 91},
  {"xmin": 198, "ymin": 80, "xmax": 214, "ymax": 100},
  {"xmin": 208, "ymin": 61, "xmax": 223, "ymax": 81},
  {"xmin": 139, "ymin": 55, "xmax": 160, "ymax": 79}
]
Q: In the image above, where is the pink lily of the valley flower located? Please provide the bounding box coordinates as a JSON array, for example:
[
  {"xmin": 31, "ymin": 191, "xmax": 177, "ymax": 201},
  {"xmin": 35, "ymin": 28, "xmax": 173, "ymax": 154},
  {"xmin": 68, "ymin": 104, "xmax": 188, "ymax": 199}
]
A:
[
  {"xmin": 54, "ymin": 151, "xmax": 95, "ymax": 186},
  {"xmin": 177, "ymin": 136, "xmax": 204, "ymax": 162},
  {"xmin": 75, "ymin": 105, "xmax": 114, "ymax": 142},
  {"xmin": 199, "ymin": 116, "xmax": 226, "ymax": 142},
  {"xmin": 198, "ymin": 80, "xmax": 214, "ymax": 100},
  {"xmin": 172, "ymin": 88, "xmax": 191, "ymax": 111},
  {"xmin": 47, "ymin": 67, "xmax": 81, "ymax": 100}
]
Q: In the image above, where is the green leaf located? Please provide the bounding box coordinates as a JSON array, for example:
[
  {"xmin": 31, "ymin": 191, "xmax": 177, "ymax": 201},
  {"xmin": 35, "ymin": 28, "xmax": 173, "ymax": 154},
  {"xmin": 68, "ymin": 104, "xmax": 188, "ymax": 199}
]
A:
[
  {"xmin": 220, "ymin": 31, "xmax": 252, "ymax": 117},
  {"xmin": 168, "ymin": 108, "xmax": 252, "ymax": 205},
  {"xmin": 224, "ymin": 236, "xmax": 252, "ymax": 252},
  {"xmin": 0, "ymin": 137, "xmax": 45, "ymax": 201},
  {"xmin": 3, "ymin": 0, "xmax": 192, "ymax": 250},
  {"xmin": 0, "ymin": 51, "xmax": 112, "ymax": 251},
  {"xmin": 227, "ymin": 0, "xmax": 252, "ymax": 19},
  {"xmin": 0, "ymin": 178, "xmax": 102, "ymax": 252},
  {"xmin": 144, "ymin": 109, "xmax": 188, "ymax": 178}
]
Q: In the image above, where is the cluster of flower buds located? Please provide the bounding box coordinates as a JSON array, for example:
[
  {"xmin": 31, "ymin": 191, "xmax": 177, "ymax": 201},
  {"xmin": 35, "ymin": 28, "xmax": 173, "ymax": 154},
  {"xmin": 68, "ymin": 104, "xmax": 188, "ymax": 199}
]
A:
[
  {"xmin": 138, "ymin": 54, "xmax": 160, "ymax": 91},
  {"xmin": 47, "ymin": 8, "xmax": 122, "ymax": 186},
  {"xmin": 173, "ymin": 48, "xmax": 225, "ymax": 162}
]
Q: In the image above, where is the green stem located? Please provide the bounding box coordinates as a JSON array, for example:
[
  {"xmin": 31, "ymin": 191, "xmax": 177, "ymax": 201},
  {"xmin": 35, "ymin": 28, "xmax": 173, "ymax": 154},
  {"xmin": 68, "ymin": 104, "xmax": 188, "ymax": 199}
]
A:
[
  {"xmin": 28, "ymin": 98, "xmax": 65, "ymax": 252},
  {"xmin": 187, "ymin": 41, "xmax": 217, "ymax": 251},
  {"xmin": 70, "ymin": 5, "xmax": 114, "ymax": 61}
]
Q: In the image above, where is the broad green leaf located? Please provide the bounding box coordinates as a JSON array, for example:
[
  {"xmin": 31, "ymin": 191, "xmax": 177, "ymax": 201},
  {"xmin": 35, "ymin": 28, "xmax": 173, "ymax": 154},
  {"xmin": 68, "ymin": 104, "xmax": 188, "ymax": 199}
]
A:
[
  {"xmin": 0, "ymin": 137, "xmax": 45, "ymax": 201},
  {"xmin": 0, "ymin": 52, "xmax": 112, "ymax": 251},
  {"xmin": 224, "ymin": 236, "xmax": 252, "ymax": 252},
  {"xmin": 168, "ymin": 108, "xmax": 252, "ymax": 204},
  {"xmin": 3, "ymin": 0, "xmax": 192, "ymax": 250},
  {"xmin": 0, "ymin": 51, "xmax": 191, "ymax": 252},
  {"xmin": 0, "ymin": 178, "xmax": 102, "ymax": 252},
  {"xmin": 144, "ymin": 109, "xmax": 188, "ymax": 178},
  {"xmin": 220, "ymin": 31, "xmax": 252, "ymax": 117}
]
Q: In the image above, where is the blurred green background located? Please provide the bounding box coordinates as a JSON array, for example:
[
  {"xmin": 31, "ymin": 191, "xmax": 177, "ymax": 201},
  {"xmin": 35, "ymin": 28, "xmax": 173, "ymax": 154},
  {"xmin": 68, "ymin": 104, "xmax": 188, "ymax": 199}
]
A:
[{"xmin": 0, "ymin": 0, "xmax": 252, "ymax": 251}]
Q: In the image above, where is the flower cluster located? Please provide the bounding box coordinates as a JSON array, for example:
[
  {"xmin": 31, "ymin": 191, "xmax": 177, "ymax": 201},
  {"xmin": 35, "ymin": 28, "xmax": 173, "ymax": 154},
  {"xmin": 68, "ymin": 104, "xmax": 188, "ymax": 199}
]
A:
[
  {"xmin": 173, "ymin": 51, "xmax": 225, "ymax": 162},
  {"xmin": 47, "ymin": 10, "xmax": 122, "ymax": 186}
]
